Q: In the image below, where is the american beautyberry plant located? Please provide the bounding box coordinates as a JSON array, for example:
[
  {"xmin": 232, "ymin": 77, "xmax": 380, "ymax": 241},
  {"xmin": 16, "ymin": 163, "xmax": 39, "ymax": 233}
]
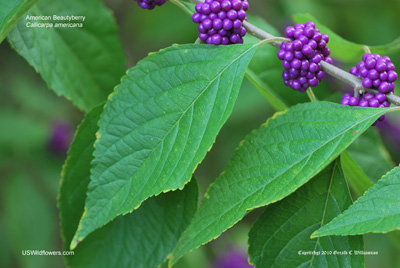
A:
[{"xmin": 2, "ymin": 0, "xmax": 400, "ymax": 267}]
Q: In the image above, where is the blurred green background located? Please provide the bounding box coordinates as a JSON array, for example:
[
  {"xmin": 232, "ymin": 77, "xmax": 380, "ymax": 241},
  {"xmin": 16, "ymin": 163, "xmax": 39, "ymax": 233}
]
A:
[{"xmin": 1, "ymin": 0, "xmax": 400, "ymax": 267}]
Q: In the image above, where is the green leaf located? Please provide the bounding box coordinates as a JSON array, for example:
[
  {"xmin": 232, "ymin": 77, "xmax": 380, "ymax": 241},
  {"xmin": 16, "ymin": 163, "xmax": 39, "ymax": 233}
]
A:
[
  {"xmin": 67, "ymin": 179, "xmax": 198, "ymax": 268},
  {"xmin": 59, "ymin": 104, "xmax": 104, "ymax": 249},
  {"xmin": 371, "ymin": 37, "xmax": 400, "ymax": 57},
  {"xmin": 293, "ymin": 14, "xmax": 400, "ymax": 62},
  {"xmin": 7, "ymin": 0, "xmax": 126, "ymax": 112},
  {"xmin": 70, "ymin": 43, "xmax": 257, "ymax": 248},
  {"xmin": 0, "ymin": 0, "xmax": 37, "ymax": 43},
  {"xmin": 170, "ymin": 102, "xmax": 391, "ymax": 266},
  {"xmin": 312, "ymin": 165, "xmax": 400, "ymax": 237},
  {"xmin": 59, "ymin": 104, "xmax": 199, "ymax": 268},
  {"xmin": 347, "ymin": 128, "xmax": 394, "ymax": 183},
  {"xmin": 248, "ymin": 159, "xmax": 364, "ymax": 268}
]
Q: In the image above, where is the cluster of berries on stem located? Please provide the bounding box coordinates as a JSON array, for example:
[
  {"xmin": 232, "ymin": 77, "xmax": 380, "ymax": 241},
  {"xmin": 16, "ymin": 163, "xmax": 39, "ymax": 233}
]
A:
[
  {"xmin": 341, "ymin": 92, "xmax": 389, "ymax": 125},
  {"xmin": 340, "ymin": 53, "xmax": 398, "ymax": 125},
  {"xmin": 135, "ymin": 0, "xmax": 167, "ymax": 10},
  {"xmin": 350, "ymin": 53, "xmax": 397, "ymax": 94},
  {"xmin": 192, "ymin": 0, "xmax": 249, "ymax": 45},
  {"xmin": 277, "ymin": 21, "xmax": 333, "ymax": 92}
]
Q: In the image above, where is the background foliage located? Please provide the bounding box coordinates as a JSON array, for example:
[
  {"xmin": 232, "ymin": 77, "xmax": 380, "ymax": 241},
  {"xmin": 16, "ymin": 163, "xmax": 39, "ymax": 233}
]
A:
[{"xmin": 1, "ymin": 0, "xmax": 400, "ymax": 267}]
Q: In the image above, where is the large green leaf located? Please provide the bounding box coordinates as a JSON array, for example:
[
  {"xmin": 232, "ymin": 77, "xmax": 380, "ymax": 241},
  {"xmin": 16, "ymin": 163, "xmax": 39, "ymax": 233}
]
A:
[
  {"xmin": 59, "ymin": 104, "xmax": 199, "ymax": 268},
  {"xmin": 248, "ymin": 159, "xmax": 364, "ymax": 268},
  {"xmin": 70, "ymin": 43, "xmax": 258, "ymax": 248},
  {"xmin": 170, "ymin": 102, "xmax": 392, "ymax": 266},
  {"xmin": 312, "ymin": 165, "xmax": 400, "ymax": 237},
  {"xmin": 7, "ymin": 0, "xmax": 126, "ymax": 112},
  {"xmin": 0, "ymin": 0, "xmax": 37, "ymax": 43},
  {"xmin": 293, "ymin": 14, "xmax": 400, "ymax": 62}
]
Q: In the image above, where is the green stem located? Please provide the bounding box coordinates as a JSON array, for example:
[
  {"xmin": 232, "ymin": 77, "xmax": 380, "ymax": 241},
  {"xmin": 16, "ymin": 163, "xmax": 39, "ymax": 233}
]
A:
[
  {"xmin": 245, "ymin": 69, "xmax": 287, "ymax": 112},
  {"xmin": 306, "ymin": 87, "xmax": 317, "ymax": 102},
  {"xmin": 363, "ymin": 45, "xmax": 371, "ymax": 54},
  {"xmin": 169, "ymin": 0, "xmax": 193, "ymax": 16}
]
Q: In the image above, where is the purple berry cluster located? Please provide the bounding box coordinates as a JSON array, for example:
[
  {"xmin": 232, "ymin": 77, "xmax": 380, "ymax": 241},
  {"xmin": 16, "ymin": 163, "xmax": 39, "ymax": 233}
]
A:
[
  {"xmin": 135, "ymin": 0, "xmax": 166, "ymax": 10},
  {"xmin": 341, "ymin": 92, "xmax": 390, "ymax": 125},
  {"xmin": 277, "ymin": 21, "xmax": 333, "ymax": 92},
  {"xmin": 192, "ymin": 0, "xmax": 249, "ymax": 45},
  {"xmin": 350, "ymin": 53, "xmax": 398, "ymax": 94}
]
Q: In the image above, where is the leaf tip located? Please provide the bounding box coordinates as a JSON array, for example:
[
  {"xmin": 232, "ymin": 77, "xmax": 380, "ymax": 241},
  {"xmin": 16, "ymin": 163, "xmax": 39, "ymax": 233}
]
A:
[
  {"xmin": 70, "ymin": 236, "xmax": 80, "ymax": 250},
  {"xmin": 310, "ymin": 230, "xmax": 322, "ymax": 239}
]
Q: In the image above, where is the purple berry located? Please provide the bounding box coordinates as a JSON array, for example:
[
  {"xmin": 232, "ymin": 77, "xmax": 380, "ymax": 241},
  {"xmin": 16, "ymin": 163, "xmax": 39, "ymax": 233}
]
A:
[
  {"xmin": 363, "ymin": 92, "xmax": 374, "ymax": 101},
  {"xmin": 388, "ymin": 70, "xmax": 398, "ymax": 82},
  {"xmin": 349, "ymin": 66, "xmax": 359, "ymax": 76},
  {"xmin": 362, "ymin": 77, "xmax": 373, "ymax": 88},
  {"xmin": 375, "ymin": 92, "xmax": 386, "ymax": 102},
  {"xmin": 349, "ymin": 97, "xmax": 359, "ymax": 106},
  {"xmin": 375, "ymin": 60, "xmax": 387, "ymax": 72},
  {"xmin": 309, "ymin": 63, "xmax": 319, "ymax": 73},
  {"xmin": 369, "ymin": 98, "xmax": 380, "ymax": 107},
  {"xmin": 343, "ymin": 93, "xmax": 351, "ymax": 99},
  {"xmin": 359, "ymin": 99, "xmax": 369, "ymax": 107},
  {"xmin": 373, "ymin": 79, "xmax": 381, "ymax": 88},
  {"xmin": 379, "ymin": 82, "xmax": 391, "ymax": 93},
  {"xmin": 365, "ymin": 58, "xmax": 376, "ymax": 69},
  {"xmin": 379, "ymin": 71, "xmax": 388, "ymax": 81},
  {"xmin": 368, "ymin": 69, "xmax": 379, "ymax": 80}
]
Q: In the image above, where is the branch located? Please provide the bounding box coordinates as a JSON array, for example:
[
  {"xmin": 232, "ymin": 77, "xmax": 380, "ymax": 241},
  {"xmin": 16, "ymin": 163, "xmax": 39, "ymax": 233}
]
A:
[{"xmin": 186, "ymin": 0, "xmax": 400, "ymax": 106}]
